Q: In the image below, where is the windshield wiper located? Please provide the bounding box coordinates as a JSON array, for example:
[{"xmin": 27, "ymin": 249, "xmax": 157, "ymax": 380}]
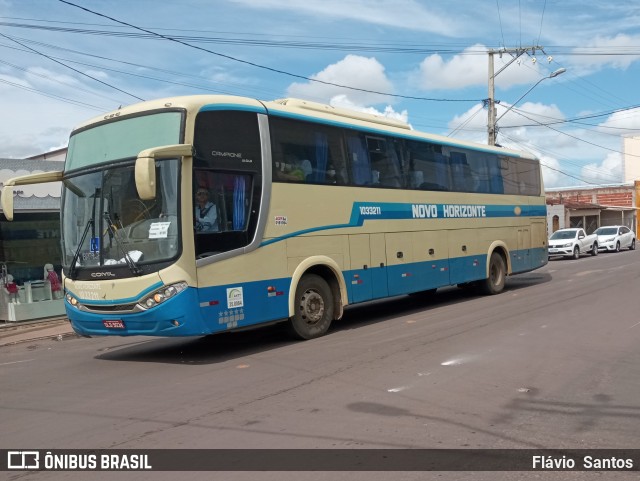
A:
[
  {"xmin": 104, "ymin": 212, "xmax": 142, "ymax": 276},
  {"xmin": 68, "ymin": 218, "xmax": 93, "ymax": 280}
]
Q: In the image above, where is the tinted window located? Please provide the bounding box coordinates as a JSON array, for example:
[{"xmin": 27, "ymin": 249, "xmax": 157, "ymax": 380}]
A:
[{"xmin": 270, "ymin": 117, "xmax": 347, "ymax": 185}]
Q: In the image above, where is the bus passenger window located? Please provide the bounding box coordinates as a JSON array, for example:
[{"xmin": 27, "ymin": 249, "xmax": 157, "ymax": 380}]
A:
[
  {"xmin": 346, "ymin": 135, "xmax": 372, "ymax": 185},
  {"xmin": 276, "ymin": 154, "xmax": 312, "ymax": 182}
]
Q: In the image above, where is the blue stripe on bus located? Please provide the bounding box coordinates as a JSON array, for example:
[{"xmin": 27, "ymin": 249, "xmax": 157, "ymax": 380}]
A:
[
  {"xmin": 261, "ymin": 202, "xmax": 546, "ymax": 246},
  {"xmin": 198, "ymin": 103, "xmax": 267, "ymax": 114},
  {"xmin": 67, "ymin": 247, "xmax": 547, "ymax": 337}
]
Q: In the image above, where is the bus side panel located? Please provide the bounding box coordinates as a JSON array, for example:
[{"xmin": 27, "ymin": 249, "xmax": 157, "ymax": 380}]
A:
[
  {"xmin": 347, "ymin": 234, "xmax": 372, "ymax": 303},
  {"xmin": 510, "ymin": 225, "xmax": 532, "ymax": 273},
  {"xmin": 385, "ymin": 232, "xmax": 417, "ymax": 296},
  {"xmin": 196, "ymin": 278, "xmax": 290, "ymax": 333},
  {"xmin": 411, "ymin": 230, "xmax": 451, "ymax": 290},
  {"xmin": 370, "ymin": 233, "xmax": 388, "ymax": 299},
  {"xmin": 530, "ymin": 220, "xmax": 549, "ymax": 270}
]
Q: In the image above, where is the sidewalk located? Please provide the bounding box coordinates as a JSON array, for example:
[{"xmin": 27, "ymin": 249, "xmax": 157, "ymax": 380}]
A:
[{"xmin": 0, "ymin": 317, "xmax": 77, "ymax": 346}]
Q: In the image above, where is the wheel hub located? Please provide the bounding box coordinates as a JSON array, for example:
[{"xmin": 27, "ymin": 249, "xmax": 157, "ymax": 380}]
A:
[{"xmin": 300, "ymin": 289, "xmax": 324, "ymax": 324}]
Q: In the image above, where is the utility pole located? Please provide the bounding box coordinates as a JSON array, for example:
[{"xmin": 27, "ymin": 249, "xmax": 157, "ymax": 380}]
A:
[{"xmin": 487, "ymin": 46, "xmax": 544, "ymax": 146}]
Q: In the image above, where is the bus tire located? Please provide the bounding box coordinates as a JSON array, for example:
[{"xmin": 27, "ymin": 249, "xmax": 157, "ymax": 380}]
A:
[
  {"xmin": 288, "ymin": 274, "xmax": 334, "ymax": 340},
  {"xmin": 479, "ymin": 252, "xmax": 506, "ymax": 295}
]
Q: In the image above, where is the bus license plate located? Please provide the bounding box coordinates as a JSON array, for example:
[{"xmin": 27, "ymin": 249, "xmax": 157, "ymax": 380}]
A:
[{"xmin": 103, "ymin": 320, "xmax": 125, "ymax": 329}]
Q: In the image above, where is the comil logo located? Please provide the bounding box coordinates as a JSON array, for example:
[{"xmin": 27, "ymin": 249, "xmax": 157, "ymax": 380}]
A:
[{"xmin": 8, "ymin": 451, "xmax": 39, "ymax": 469}]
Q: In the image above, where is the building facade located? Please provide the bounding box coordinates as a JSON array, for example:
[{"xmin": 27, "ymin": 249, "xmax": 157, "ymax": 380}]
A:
[
  {"xmin": 545, "ymin": 182, "xmax": 638, "ymax": 237},
  {"xmin": 0, "ymin": 155, "xmax": 65, "ymax": 320}
]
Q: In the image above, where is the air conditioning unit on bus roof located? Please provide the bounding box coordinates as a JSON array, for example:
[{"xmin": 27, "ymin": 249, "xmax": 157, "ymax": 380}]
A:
[{"xmin": 270, "ymin": 98, "xmax": 411, "ymax": 131}]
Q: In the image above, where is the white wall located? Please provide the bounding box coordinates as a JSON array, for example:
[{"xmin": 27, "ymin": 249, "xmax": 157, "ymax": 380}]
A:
[
  {"xmin": 623, "ymin": 136, "xmax": 640, "ymax": 183},
  {"xmin": 546, "ymin": 204, "xmax": 565, "ymax": 237}
]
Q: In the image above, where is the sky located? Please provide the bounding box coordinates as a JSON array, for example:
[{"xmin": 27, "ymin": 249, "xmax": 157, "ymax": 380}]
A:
[{"xmin": 2, "ymin": 1, "xmax": 640, "ymax": 188}]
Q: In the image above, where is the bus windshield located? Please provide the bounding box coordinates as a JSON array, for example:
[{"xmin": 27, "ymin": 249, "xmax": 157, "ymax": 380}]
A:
[
  {"xmin": 66, "ymin": 111, "xmax": 183, "ymax": 171},
  {"xmin": 61, "ymin": 158, "xmax": 180, "ymax": 276}
]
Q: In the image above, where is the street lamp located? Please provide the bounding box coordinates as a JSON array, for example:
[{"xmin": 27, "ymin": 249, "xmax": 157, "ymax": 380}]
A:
[{"xmin": 489, "ymin": 67, "xmax": 566, "ymax": 145}]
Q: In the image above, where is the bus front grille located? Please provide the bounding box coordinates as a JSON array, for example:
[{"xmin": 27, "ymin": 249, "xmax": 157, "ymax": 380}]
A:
[{"xmin": 82, "ymin": 303, "xmax": 139, "ymax": 313}]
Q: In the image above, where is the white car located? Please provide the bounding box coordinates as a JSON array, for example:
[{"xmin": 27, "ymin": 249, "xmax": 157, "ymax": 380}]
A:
[
  {"xmin": 594, "ymin": 225, "xmax": 636, "ymax": 252},
  {"xmin": 548, "ymin": 228, "xmax": 599, "ymax": 259}
]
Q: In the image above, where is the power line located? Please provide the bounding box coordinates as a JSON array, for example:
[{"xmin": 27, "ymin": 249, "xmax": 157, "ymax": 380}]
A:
[
  {"xmin": 496, "ymin": 0, "xmax": 506, "ymax": 47},
  {"xmin": 0, "ymin": 77, "xmax": 105, "ymax": 110},
  {"xmin": 504, "ymin": 104, "xmax": 640, "ymax": 131},
  {"xmin": 0, "ymin": 37, "xmax": 286, "ymax": 100},
  {"xmin": 508, "ymin": 108, "xmax": 640, "ymax": 158},
  {"xmin": 0, "ymin": 31, "xmax": 144, "ymax": 101},
  {"xmin": 536, "ymin": 0, "xmax": 547, "ymax": 47},
  {"xmin": 56, "ymin": 0, "xmax": 482, "ymax": 103},
  {"xmin": 499, "ymin": 132, "xmax": 619, "ymax": 185},
  {"xmin": 0, "ymin": 58, "xmax": 127, "ymax": 105}
]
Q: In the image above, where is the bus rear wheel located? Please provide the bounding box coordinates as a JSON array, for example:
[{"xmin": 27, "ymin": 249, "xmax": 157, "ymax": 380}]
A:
[
  {"xmin": 288, "ymin": 274, "xmax": 334, "ymax": 340},
  {"xmin": 479, "ymin": 252, "xmax": 506, "ymax": 295}
]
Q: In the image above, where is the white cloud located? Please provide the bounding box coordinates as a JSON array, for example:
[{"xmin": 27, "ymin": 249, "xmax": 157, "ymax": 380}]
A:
[
  {"xmin": 570, "ymin": 34, "xmax": 640, "ymax": 72},
  {"xmin": 540, "ymin": 155, "xmax": 564, "ymax": 189},
  {"xmin": 329, "ymin": 94, "xmax": 409, "ymax": 124},
  {"xmin": 230, "ymin": 0, "xmax": 469, "ymax": 36},
  {"xmin": 413, "ymin": 44, "xmax": 550, "ymax": 91},
  {"xmin": 495, "ymin": 101, "xmax": 565, "ymax": 129},
  {"xmin": 598, "ymin": 106, "xmax": 640, "ymax": 133},
  {"xmin": 581, "ymin": 152, "xmax": 622, "ymax": 185},
  {"xmin": 286, "ymin": 55, "xmax": 394, "ymax": 105}
]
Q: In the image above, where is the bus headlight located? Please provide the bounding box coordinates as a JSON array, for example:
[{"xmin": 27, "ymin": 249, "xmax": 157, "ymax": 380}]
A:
[
  {"xmin": 66, "ymin": 293, "xmax": 80, "ymax": 309},
  {"xmin": 137, "ymin": 282, "xmax": 188, "ymax": 310}
]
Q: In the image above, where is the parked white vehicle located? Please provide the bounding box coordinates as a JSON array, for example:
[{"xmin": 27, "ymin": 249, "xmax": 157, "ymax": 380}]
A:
[
  {"xmin": 594, "ymin": 225, "xmax": 636, "ymax": 252},
  {"xmin": 548, "ymin": 228, "xmax": 599, "ymax": 260}
]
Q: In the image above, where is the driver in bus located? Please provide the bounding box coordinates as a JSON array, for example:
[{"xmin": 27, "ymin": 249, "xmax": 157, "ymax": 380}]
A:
[{"xmin": 195, "ymin": 188, "xmax": 219, "ymax": 232}]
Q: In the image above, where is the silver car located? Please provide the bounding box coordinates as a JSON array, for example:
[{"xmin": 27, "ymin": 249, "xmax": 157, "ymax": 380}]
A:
[{"xmin": 594, "ymin": 225, "xmax": 636, "ymax": 252}]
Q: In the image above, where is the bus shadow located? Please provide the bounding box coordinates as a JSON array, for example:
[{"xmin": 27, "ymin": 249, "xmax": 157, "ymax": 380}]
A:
[
  {"xmin": 334, "ymin": 271, "xmax": 553, "ymax": 332},
  {"xmin": 95, "ymin": 271, "xmax": 551, "ymax": 365},
  {"xmin": 94, "ymin": 323, "xmax": 292, "ymax": 365}
]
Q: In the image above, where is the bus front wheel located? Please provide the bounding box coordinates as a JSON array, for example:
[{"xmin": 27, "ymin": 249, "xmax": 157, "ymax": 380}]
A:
[
  {"xmin": 288, "ymin": 274, "xmax": 334, "ymax": 340},
  {"xmin": 479, "ymin": 252, "xmax": 506, "ymax": 295}
]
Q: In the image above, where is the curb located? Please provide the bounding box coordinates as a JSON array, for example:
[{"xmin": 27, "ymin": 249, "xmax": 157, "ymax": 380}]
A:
[{"xmin": 0, "ymin": 317, "xmax": 77, "ymax": 346}]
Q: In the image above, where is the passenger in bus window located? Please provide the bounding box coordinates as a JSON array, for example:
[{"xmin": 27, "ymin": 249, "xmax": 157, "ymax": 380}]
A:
[
  {"xmin": 195, "ymin": 188, "xmax": 219, "ymax": 232},
  {"xmin": 276, "ymin": 154, "xmax": 312, "ymax": 181}
]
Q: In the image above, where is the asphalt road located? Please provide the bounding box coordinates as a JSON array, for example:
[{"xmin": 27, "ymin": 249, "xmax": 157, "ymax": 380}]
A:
[{"xmin": 2, "ymin": 249, "xmax": 640, "ymax": 480}]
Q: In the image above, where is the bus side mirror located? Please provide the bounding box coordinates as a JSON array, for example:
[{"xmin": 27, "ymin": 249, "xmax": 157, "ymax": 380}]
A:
[
  {"xmin": 1, "ymin": 185, "xmax": 15, "ymax": 221},
  {"xmin": 135, "ymin": 144, "xmax": 192, "ymax": 200},
  {"xmin": 135, "ymin": 157, "xmax": 156, "ymax": 200},
  {"xmin": 1, "ymin": 170, "xmax": 63, "ymax": 221}
]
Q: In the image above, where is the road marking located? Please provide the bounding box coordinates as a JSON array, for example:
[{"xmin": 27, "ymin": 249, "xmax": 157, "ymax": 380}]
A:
[
  {"xmin": 630, "ymin": 321, "xmax": 640, "ymax": 329},
  {"xmin": 0, "ymin": 359, "xmax": 35, "ymax": 366},
  {"xmin": 441, "ymin": 358, "xmax": 467, "ymax": 366},
  {"xmin": 387, "ymin": 386, "xmax": 409, "ymax": 393}
]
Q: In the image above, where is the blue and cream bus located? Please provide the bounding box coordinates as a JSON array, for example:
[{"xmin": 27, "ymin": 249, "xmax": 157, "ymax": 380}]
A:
[{"xmin": 1, "ymin": 95, "xmax": 547, "ymax": 339}]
